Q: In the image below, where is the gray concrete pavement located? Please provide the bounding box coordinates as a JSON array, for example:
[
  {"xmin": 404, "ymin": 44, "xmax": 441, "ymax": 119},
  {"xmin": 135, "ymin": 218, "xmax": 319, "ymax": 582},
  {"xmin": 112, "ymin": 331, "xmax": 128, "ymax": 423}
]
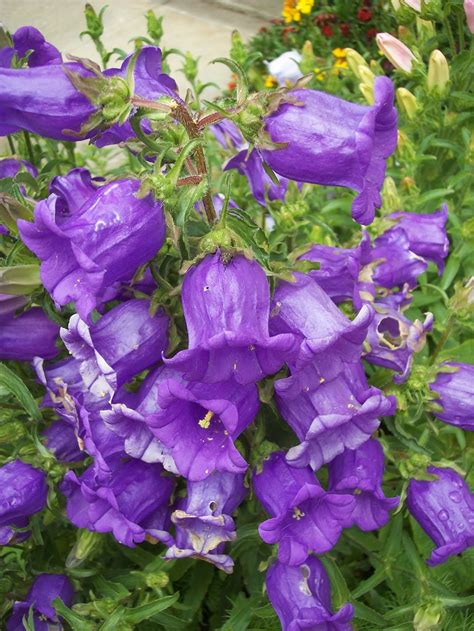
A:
[{"xmin": 2, "ymin": 0, "xmax": 281, "ymax": 95}]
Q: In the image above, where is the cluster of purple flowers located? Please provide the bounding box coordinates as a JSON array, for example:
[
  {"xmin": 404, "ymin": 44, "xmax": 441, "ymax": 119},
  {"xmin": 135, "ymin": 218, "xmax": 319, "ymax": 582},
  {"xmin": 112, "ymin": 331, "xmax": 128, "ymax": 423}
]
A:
[{"xmin": 1, "ymin": 25, "xmax": 473, "ymax": 630}]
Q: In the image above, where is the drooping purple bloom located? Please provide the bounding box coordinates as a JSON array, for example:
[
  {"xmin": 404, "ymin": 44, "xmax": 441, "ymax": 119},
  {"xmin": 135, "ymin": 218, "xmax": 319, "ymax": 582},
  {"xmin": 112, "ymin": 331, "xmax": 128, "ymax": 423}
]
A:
[
  {"xmin": 429, "ymin": 362, "xmax": 474, "ymax": 431},
  {"xmin": 266, "ymin": 558, "xmax": 354, "ymax": 631},
  {"xmin": 0, "ymin": 45, "xmax": 177, "ymax": 141},
  {"xmin": 300, "ymin": 232, "xmax": 372, "ymax": 307},
  {"xmin": 368, "ymin": 227, "xmax": 428, "ymax": 290},
  {"xmin": 270, "ymin": 273, "xmax": 373, "ymax": 372},
  {"xmin": 276, "ymin": 362, "xmax": 395, "ymax": 470},
  {"xmin": 388, "ymin": 204, "xmax": 449, "ymax": 273},
  {"xmin": 0, "ymin": 460, "xmax": 48, "ymax": 546},
  {"xmin": 165, "ymin": 472, "xmax": 246, "ymax": 572},
  {"xmin": 328, "ymin": 439, "xmax": 399, "ymax": 530},
  {"xmin": 2, "ymin": 26, "xmax": 62, "ymax": 68},
  {"xmin": 61, "ymin": 299, "xmax": 169, "ymax": 398},
  {"xmin": 407, "ymin": 467, "xmax": 474, "ymax": 566},
  {"xmin": 0, "ymin": 293, "xmax": 27, "ymax": 315},
  {"xmin": 0, "ymin": 304, "xmax": 59, "ymax": 361},
  {"xmin": 253, "ymin": 452, "xmax": 355, "ymax": 564},
  {"xmin": 42, "ymin": 420, "xmax": 85, "ymax": 462},
  {"xmin": 364, "ymin": 298, "xmax": 433, "ymax": 384},
  {"xmin": 262, "ymin": 76, "xmax": 398, "ymax": 225},
  {"xmin": 102, "ymin": 365, "xmax": 179, "ymax": 470},
  {"xmin": 18, "ymin": 170, "xmax": 166, "ymax": 320},
  {"xmin": 165, "ymin": 251, "xmax": 298, "ymax": 384},
  {"xmin": 224, "ymin": 148, "xmax": 290, "ymax": 207},
  {"xmin": 61, "ymin": 458, "xmax": 174, "ymax": 548},
  {"xmin": 7, "ymin": 573, "xmax": 74, "ymax": 631},
  {"xmin": 147, "ymin": 377, "xmax": 259, "ymax": 480},
  {"xmin": 0, "ymin": 157, "xmax": 37, "ymax": 179},
  {"xmin": 0, "ymin": 60, "xmax": 96, "ymax": 138}
]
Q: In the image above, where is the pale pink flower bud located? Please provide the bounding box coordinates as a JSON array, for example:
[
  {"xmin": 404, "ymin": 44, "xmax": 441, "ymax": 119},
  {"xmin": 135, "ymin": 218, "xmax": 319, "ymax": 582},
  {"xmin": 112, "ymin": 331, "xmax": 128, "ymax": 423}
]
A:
[
  {"xmin": 404, "ymin": 0, "xmax": 421, "ymax": 10},
  {"xmin": 376, "ymin": 32, "xmax": 416, "ymax": 73},
  {"xmin": 465, "ymin": 0, "xmax": 474, "ymax": 33}
]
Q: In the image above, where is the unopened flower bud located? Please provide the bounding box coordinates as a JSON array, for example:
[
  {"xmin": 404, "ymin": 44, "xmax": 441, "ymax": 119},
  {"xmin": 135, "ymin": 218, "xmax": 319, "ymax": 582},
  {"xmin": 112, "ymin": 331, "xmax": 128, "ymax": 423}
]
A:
[
  {"xmin": 84, "ymin": 3, "xmax": 104, "ymax": 38},
  {"xmin": 344, "ymin": 47, "xmax": 369, "ymax": 78},
  {"xmin": 396, "ymin": 87, "xmax": 419, "ymax": 120},
  {"xmin": 427, "ymin": 49, "xmax": 449, "ymax": 94},
  {"xmin": 416, "ymin": 18, "xmax": 435, "ymax": 40},
  {"xmin": 358, "ymin": 64, "xmax": 375, "ymax": 87},
  {"xmin": 183, "ymin": 51, "xmax": 199, "ymax": 83},
  {"xmin": 376, "ymin": 33, "xmax": 416, "ymax": 72},
  {"xmin": 381, "ymin": 176, "xmax": 401, "ymax": 212},
  {"xmin": 465, "ymin": 0, "xmax": 474, "ymax": 33},
  {"xmin": 300, "ymin": 40, "xmax": 317, "ymax": 74},
  {"xmin": 403, "ymin": 0, "xmax": 421, "ymax": 12},
  {"xmin": 414, "ymin": 601, "xmax": 444, "ymax": 631},
  {"xmin": 146, "ymin": 10, "xmax": 164, "ymax": 44},
  {"xmin": 145, "ymin": 571, "xmax": 169, "ymax": 590},
  {"xmin": 359, "ymin": 82, "xmax": 374, "ymax": 104}
]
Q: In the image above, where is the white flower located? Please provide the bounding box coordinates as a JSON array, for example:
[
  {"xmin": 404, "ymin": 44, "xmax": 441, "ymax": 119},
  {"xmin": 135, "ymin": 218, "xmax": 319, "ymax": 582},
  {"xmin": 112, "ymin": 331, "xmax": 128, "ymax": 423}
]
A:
[{"xmin": 264, "ymin": 50, "xmax": 303, "ymax": 86}]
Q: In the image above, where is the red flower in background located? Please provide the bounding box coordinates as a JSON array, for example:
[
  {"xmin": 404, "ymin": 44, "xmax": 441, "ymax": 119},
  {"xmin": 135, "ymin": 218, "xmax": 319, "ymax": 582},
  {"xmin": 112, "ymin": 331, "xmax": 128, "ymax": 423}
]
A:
[
  {"xmin": 315, "ymin": 12, "xmax": 336, "ymax": 25},
  {"xmin": 367, "ymin": 27, "xmax": 378, "ymax": 41},
  {"xmin": 340, "ymin": 23, "xmax": 351, "ymax": 37},
  {"xmin": 357, "ymin": 7, "xmax": 373, "ymax": 21},
  {"xmin": 321, "ymin": 24, "xmax": 334, "ymax": 37}
]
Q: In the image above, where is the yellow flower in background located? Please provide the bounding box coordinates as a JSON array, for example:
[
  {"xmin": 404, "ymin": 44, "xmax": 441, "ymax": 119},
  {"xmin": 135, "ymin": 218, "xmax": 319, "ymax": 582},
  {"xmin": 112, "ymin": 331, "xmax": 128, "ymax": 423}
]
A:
[
  {"xmin": 331, "ymin": 48, "xmax": 349, "ymax": 75},
  {"xmin": 314, "ymin": 67, "xmax": 326, "ymax": 81},
  {"xmin": 332, "ymin": 48, "xmax": 346, "ymax": 59},
  {"xmin": 265, "ymin": 75, "xmax": 277, "ymax": 88},
  {"xmin": 296, "ymin": 0, "xmax": 314, "ymax": 15},
  {"xmin": 282, "ymin": 0, "xmax": 313, "ymax": 22}
]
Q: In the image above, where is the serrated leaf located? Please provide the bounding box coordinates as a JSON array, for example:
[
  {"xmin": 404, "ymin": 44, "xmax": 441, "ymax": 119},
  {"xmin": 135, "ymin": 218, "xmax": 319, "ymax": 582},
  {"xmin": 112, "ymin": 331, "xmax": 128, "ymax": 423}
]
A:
[{"xmin": 0, "ymin": 363, "xmax": 41, "ymax": 421}]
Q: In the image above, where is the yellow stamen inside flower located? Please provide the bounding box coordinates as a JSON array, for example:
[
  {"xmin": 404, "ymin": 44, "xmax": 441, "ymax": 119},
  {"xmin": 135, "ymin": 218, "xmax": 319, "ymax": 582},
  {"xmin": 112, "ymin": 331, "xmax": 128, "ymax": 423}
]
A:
[
  {"xmin": 198, "ymin": 410, "xmax": 214, "ymax": 429},
  {"xmin": 293, "ymin": 507, "xmax": 306, "ymax": 520}
]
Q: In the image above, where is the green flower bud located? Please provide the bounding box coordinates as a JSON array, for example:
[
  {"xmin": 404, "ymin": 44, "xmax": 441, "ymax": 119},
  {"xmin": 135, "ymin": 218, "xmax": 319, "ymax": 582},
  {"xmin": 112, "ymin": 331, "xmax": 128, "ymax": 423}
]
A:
[
  {"xmin": 84, "ymin": 3, "xmax": 104, "ymax": 39},
  {"xmin": 183, "ymin": 52, "xmax": 199, "ymax": 83},
  {"xmin": 358, "ymin": 64, "xmax": 375, "ymax": 87},
  {"xmin": 414, "ymin": 601, "xmax": 444, "ymax": 631},
  {"xmin": 300, "ymin": 40, "xmax": 317, "ymax": 75},
  {"xmin": 66, "ymin": 529, "xmax": 102, "ymax": 568},
  {"xmin": 381, "ymin": 176, "xmax": 401, "ymax": 213},
  {"xmin": 146, "ymin": 10, "xmax": 164, "ymax": 45},
  {"xmin": 199, "ymin": 228, "xmax": 235, "ymax": 253},
  {"xmin": 145, "ymin": 571, "xmax": 169, "ymax": 590},
  {"xmin": 396, "ymin": 87, "xmax": 419, "ymax": 120},
  {"xmin": 427, "ymin": 50, "xmax": 449, "ymax": 94},
  {"xmin": 230, "ymin": 30, "xmax": 247, "ymax": 67}
]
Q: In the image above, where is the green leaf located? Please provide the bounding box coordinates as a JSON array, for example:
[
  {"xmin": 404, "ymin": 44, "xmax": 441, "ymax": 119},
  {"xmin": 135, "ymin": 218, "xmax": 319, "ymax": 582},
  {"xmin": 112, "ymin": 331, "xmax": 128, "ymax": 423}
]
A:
[
  {"xmin": 0, "ymin": 363, "xmax": 41, "ymax": 420},
  {"xmin": 125, "ymin": 593, "xmax": 180, "ymax": 624},
  {"xmin": 220, "ymin": 593, "xmax": 256, "ymax": 631},
  {"xmin": 52, "ymin": 599, "xmax": 95, "ymax": 631},
  {"xmin": 353, "ymin": 601, "xmax": 389, "ymax": 626},
  {"xmin": 351, "ymin": 567, "xmax": 386, "ymax": 599},
  {"xmin": 226, "ymin": 207, "xmax": 270, "ymax": 269},
  {"xmin": 320, "ymin": 556, "xmax": 350, "ymax": 609}
]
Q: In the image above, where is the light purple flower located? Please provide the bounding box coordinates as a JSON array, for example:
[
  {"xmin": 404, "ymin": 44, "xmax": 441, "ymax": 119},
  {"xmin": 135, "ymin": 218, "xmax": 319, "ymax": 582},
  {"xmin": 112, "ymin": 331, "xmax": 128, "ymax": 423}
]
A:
[
  {"xmin": 224, "ymin": 148, "xmax": 290, "ymax": 207},
  {"xmin": 407, "ymin": 467, "xmax": 474, "ymax": 566},
  {"xmin": 262, "ymin": 76, "xmax": 398, "ymax": 225},
  {"xmin": 388, "ymin": 204, "xmax": 449, "ymax": 273},
  {"xmin": 2, "ymin": 26, "xmax": 61, "ymax": 68},
  {"xmin": 7, "ymin": 573, "xmax": 74, "ymax": 631},
  {"xmin": 147, "ymin": 377, "xmax": 259, "ymax": 480},
  {"xmin": 368, "ymin": 227, "xmax": 428, "ymax": 290},
  {"xmin": 61, "ymin": 299, "xmax": 169, "ymax": 398},
  {"xmin": 253, "ymin": 452, "xmax": 355, "ymax": 564},
  {"xmin": 0, "ymin": 304, "xmax": 59, "ymax": 361},
  {"xmin": 276, "ymin": 362, "xmax": 395, "ymax": 470},
  {"xmin": 102, "ymin": 365, "xmax": 179, "ymax": 470},
  {"xmin": 270, "ymin": 273, "xmax": 373, "ymax": 372},
  {"xmin": 18, "ymin": 170, "xmax": 166, "ymax": 320},
  {"xmin": 61, "ymin": 458, "xmax": 174, "ymax": 548},
  {"xmin": 266, "ymin": 558, "xmax": 354, "ymax": 631},
  {"xmin": 429, "ymin": 362, "xmax": 474, "ymax": 431},
  {"xmin": 299, "ymin": 232, "xmax": 372, "ymax": 307},
  {"xmin": 210, "ymin": 119, "xmax": 244, "ymax": 151},
  {"xmin": 165, "ymin": 472, "xmax": 246, "ymax": 573},
  {"xmin": 364, "ymin": 297, "xmax": 433, "ymax": 384},
  {"xmin": 328, "ymin": 439, "xmax": 399, "ymax": 530},
  {"xmin": 0, "ymin": 460, "xmax": 47, "ymax": 546},
  {"xmin": 0, "ymin": 157, "xmax": 37, "ymax": 179},
  {"xmin": 165, "ymin": 251, "xmax": 298, "ymax": 384},
  {"xmin": 42, "ymin": 420, "xmax": 85, "ymax": 463}
]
